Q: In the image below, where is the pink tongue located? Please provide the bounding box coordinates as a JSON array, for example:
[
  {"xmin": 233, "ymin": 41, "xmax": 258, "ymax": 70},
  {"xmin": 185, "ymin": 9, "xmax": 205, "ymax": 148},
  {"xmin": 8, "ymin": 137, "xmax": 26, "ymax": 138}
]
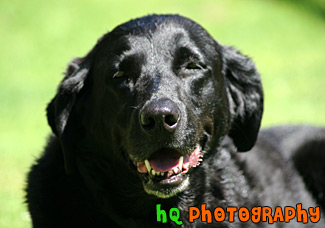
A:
[{"xmin": 149, "ymin": 150, "xmax": 180, "ymax": 172}]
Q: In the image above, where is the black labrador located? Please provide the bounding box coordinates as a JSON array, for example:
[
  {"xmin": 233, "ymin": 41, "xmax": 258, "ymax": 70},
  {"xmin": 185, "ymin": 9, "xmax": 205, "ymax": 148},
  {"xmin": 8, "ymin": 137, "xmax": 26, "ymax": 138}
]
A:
[{"xmin": 26, "ymin": 14, "xmax": 325, "ymax": 227}]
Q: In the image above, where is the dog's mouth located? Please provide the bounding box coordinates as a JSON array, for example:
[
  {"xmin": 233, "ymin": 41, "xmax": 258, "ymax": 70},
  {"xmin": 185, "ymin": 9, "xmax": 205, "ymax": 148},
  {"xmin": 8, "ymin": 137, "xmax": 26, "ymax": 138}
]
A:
[
  {"xmin": 129, "ymin": 135, "xmax": 208, "ymax": 198},
  {"xmin": 135, "ymin": 144, "xmax": 202, "ymax": 179}
]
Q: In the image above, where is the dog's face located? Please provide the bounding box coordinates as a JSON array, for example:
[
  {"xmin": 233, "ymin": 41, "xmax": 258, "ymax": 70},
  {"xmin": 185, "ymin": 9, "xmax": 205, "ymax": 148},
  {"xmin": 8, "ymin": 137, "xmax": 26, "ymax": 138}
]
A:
[{"xmin": 47, "ymin": 15, "xmax": 263, "ymax": 199}]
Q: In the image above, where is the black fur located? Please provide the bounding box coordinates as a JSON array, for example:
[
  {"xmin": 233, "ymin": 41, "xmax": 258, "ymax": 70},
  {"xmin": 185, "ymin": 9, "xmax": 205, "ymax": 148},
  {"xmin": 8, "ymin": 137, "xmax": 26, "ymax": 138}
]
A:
[{"xmin": 26, "ymin": 14, "xmax": 325, "ymax": 227}]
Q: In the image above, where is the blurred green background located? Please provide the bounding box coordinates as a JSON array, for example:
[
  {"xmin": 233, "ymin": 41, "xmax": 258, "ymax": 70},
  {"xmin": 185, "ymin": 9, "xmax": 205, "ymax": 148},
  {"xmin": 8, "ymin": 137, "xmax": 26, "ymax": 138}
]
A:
[{"xmin": 0, "ymin": 0, "xmax": 324, "ymax": 227}]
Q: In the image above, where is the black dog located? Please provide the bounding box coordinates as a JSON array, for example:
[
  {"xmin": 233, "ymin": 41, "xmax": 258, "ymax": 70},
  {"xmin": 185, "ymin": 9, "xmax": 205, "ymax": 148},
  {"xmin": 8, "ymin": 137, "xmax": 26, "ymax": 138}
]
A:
[{"xmin": 26, "ymin": 14, "xmax": 325, "ymax": 227}]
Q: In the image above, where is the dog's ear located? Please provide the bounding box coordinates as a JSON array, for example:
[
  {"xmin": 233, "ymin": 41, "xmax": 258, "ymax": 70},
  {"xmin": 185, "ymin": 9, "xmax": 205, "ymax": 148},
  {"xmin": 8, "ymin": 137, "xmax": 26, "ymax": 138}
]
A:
[
  {"xmin": 222, "ymin": 46, "xmax": 263, "ymax": 152},
  {"xmin": 47, "ymin": 57, "xmax": 89, "ymax": 174}
]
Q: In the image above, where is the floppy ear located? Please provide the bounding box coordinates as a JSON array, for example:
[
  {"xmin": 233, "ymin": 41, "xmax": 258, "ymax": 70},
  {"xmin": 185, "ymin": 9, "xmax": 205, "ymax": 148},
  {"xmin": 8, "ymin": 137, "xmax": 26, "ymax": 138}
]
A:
[
  {"xmin": 47, "ymin": 57, "xmax": 89, "ymax": 174},
  {"xmin": 222, "ymin": 46, "xmax": 263, "ymax": 152}
]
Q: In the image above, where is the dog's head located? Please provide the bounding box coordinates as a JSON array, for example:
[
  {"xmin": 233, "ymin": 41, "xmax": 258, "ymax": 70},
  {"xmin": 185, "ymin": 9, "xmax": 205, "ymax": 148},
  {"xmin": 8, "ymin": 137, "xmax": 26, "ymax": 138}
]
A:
[{"xmin": 47, "ymin": 15, "xmax": 263, "ymax": 199}]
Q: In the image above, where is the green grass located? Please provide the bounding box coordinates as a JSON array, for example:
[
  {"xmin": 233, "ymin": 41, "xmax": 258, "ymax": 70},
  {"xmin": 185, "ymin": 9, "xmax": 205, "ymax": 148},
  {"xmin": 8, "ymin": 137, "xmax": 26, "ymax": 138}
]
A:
[{"xmin": 0, "ymin": 0, "xmax": 324, "ymax": 227}]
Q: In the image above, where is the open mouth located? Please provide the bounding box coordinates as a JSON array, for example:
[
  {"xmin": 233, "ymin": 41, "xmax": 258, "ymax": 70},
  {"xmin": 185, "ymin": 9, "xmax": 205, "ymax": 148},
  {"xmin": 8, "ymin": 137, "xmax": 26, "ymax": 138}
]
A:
[
  {"xmin": 135, "ymin": 145, "xmax": 202, "ymax": 179},
  {"xmin": 130, "ymin": 135, "xmax": 207, "ymax": 198}
]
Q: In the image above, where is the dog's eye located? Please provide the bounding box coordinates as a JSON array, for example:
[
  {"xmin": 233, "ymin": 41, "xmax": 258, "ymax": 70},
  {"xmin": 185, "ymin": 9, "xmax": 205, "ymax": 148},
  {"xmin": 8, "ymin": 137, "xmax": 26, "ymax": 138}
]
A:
[
  {"xmin": 186, "ymin": 63, "xmax": 202, "ymax": 70},
  {"xmin": 113, "ymin": 71, "xmax": 125, "ymax": 78}
]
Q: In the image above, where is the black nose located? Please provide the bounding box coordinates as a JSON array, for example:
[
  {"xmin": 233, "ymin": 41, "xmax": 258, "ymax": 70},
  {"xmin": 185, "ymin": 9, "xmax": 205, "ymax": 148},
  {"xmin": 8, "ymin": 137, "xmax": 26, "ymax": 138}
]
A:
[{"xmin": 140, "ymin": 99, "xmax": 180, "ymax": 134}]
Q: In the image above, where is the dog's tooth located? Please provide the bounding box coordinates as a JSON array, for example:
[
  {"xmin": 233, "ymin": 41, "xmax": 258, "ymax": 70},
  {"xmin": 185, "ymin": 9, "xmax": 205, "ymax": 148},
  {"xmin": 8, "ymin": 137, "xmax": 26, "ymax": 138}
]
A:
[
  {"xmin": 168, "ymin": 170, "xmax": 173, "ymax": 177},
  {"xmin": 156, "ymin": 171, "xmax": 160, "ymax": 176},
  {"xmin": 172, "ymin": 167, "xmax": 179, "ymax": 174},
  {"xmin": 183, "ymin": 163, "xmax": 190, "ymax": 170},
  {"xmin": 152, "ymin": 169, "xmax": 156, "ymax": 176},
  {"xmin": 161, "ymin": 172, "xmax": 165, "ymax": 176},
  {"xmin": 144, "ymin": 160, "xmax": 151, "ymax": 173},
  {"xmin": 178, "ymin": 156, "xmax": 183, "ymax": 170}
]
